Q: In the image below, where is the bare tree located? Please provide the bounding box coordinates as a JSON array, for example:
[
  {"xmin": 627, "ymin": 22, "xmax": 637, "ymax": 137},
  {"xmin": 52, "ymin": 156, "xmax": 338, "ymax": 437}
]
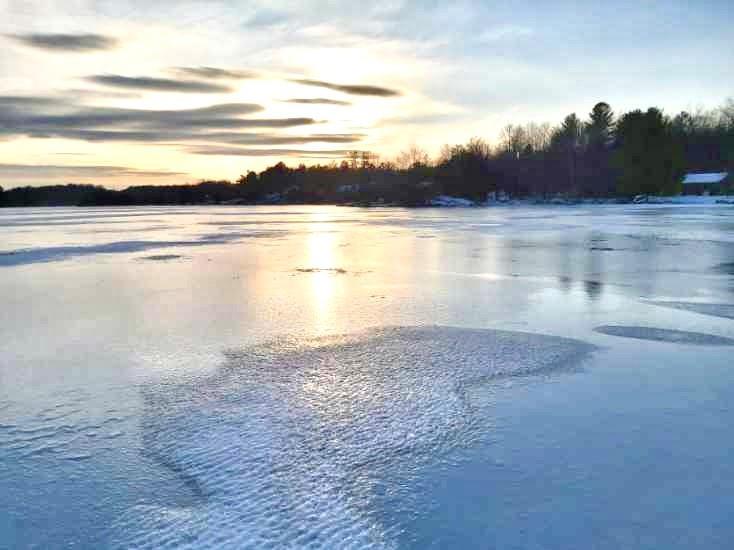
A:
[
  {"xmin": 721, "ymin": 97, "xmax": 734, "ymax": 128},
  {"xmin": 347, "ymin": 150, "xmax": 360, "ymax": 170},
  {"xmin": 466, "ymin": 136, "xmax": 492, "ymax": 159},
  {"xmin": 501, "ymin": 124, "xmax": 532, "ymax": 154},
  {"xmin": 359, "ymin": 151, "xmax": 378, "ymax": 169},
  {"xmin": 437, "ymin": 144, "xmax": 454, "ymax": 165},
  {"xmin": 501, "ymin": 124, "xmax": 516, "ymax": 153},
  {"xmin": 525, "ymin": 122, "xmax": 552, "ymax": 152},
  {"xmin": 395, "ymin": 145, "xmax": 430, "ymax": 170}
]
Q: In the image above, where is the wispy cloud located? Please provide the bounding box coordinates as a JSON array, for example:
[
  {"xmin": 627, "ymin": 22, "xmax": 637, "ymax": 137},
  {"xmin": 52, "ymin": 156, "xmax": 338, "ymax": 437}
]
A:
[
  {"xmin": 8, "ymin": 32, "xmax": 117, "ymax": 52},
  {"xmin": 0, "ymin": 96, "xmax": 318, "ymax": 143},
  {"xmin": 284, "ymin": 98, "xmax": 351, "ymax": 106},
  {"xmin": 382, "ymin": 112, "xmax": 469, "ymax": 126},
  {"xmin": 187, "ymin": 147, "xmax": 353, "ymax": 158},
  {"xmin": 60, "ymin": 88, "xmax": 141, "ymax": 100},
  {"xmin": 87, "ymin": 75, "xmax": 233, "ymax": 93},
  {"xmin": 0, "ymin": 163, "xmax": 183, "ymax": 178},
  {"xmin": 290, "ymin": 78, "xmax": 400, "ymax": 97},
  {"xmin": 172, "ymin": 66, "xmax": 257, "ymax": 80},
  {"xmin": 204, "ymin": 133, "xmax": 364, "ymax": 145}
]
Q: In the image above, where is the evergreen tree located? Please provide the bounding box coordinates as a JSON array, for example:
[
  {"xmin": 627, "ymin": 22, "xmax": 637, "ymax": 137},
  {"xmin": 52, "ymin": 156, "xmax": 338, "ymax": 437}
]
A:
[
  {"xmin": 551, "ymin": 113, "xmax": 584, "ymax": 151},
  {"xmin": 237, "ymin": 171, "xmax": 258, "ymax": 186},
  {"xmin": 586, "ymin": 102, "xmax": 614, "ymax": 150},
  {"xmin": 548, "ymin": 114, "xmax": 585, "ymax": 194},
  {"xmin": 614, "ymin": 108, "xmax": 685, "ymax": 196}
]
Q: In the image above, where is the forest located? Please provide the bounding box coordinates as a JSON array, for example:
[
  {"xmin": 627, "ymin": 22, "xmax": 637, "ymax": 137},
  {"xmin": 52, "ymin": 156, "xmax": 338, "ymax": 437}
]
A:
[{"xmin": 2, "ymin": 99, "xmax": 732, "ymax": 207}]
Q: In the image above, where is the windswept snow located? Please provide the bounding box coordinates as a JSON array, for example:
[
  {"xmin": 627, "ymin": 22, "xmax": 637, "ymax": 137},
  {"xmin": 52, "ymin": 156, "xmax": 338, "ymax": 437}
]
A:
[{"xmin": 111, "ymin": 326, "xmax": 594, "ymax": 549}]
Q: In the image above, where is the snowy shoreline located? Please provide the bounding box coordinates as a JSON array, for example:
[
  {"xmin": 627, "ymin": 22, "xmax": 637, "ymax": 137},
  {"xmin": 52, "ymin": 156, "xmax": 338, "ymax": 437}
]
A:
[{"xmin": 389, "ymin": 194, "xmax": 734, "ymax": 207}]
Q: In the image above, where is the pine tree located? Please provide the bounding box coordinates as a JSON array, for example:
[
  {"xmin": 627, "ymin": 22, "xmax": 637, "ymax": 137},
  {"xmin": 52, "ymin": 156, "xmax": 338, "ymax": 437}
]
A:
[
  {"xmin": 614, "ymin": 108, "xmax": 684, "ymax": 196},
  {"xmin": 587, "ymin": 102, "xmax": 614, "ymax": 150},
  {"xmin": 555, "ymin": 113, "xmax": 584, "ymax": 150}
]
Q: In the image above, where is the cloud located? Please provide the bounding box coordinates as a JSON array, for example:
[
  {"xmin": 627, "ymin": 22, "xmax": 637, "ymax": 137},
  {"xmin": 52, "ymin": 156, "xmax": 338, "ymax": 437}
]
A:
[
  {"xmin": 0, "ymin": 95, "xmax": 318, "ymax": 143},
  {"xmin": 187, "ymin": 147, "xmax": 353, "ymax": 158},
  {"xmin": 0, "ymin": 99, "xmax": 266, "ymax": 130},
  {"xmin": 172, "ymin": 67, "xmax": 257, "ymax": 80},
  {"xmin": 12, "ymin": 124, "xmax": 321, "ymax": 143},
  {"xmin": 381, "ymin": 112, "xmax": 469, "ymax": 125},
  {"xmin": 61, "ymin": 88, "xmax": 141, "ymax": 100},
  {"xmin": 0, "ymin": 163, "xmax": 183, "ymax": 178},
  {"xmin": 8, "ymin": 33, "xmax": 117, "ymax": 52},
  {"xmin": 290, "ymin": 79, "xmax": 400, "ymax": 97},
  {"xmin": 23, "ymin": 129, "xmax": 188, "ymax": 142},
  {"xmin": 182, "ymin": 118, "xmax": 317, "ymax": 129},
  {"xmin": 87, "ymin": 75, "xmax": 232, "ymax": 93},
  {"xmin": 0, "ymin": 95, "xmax": 64, "ymax": 108},
  {"xmin": 201, "ymin": 133, "xmax": 364, "ymax": 145},
  {"xmin": 5, "ymin": 129, "xmax": 357, "ymax": 144},
  {"xmin": 284, "ymin": 98, "xmax": 351, "ymax": 106}
]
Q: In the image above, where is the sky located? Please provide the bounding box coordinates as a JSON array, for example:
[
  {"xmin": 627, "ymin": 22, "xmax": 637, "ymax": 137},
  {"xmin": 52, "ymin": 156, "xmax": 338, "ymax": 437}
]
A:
[{"xmin": 0, "ymin": 0, "xmax": 732, "ymax": 188}]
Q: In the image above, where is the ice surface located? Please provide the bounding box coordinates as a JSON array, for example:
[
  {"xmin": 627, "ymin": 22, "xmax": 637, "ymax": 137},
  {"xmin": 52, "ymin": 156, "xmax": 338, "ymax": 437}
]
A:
[
  {"xmin": 3, "ymin": 204, "xmax": 734, "ymax": 548},
  {"xmin": 594, "ymin": 325, "xmax": 734, "ymax": 345},
  {"xmin": 141, "ymin": 254, "xmax": 186, "ymax": 261},
  {"xmin": 111, "ymin": 326, "xmax": 593, "ymax": 549},
  {"xmin": 647, "ymin": 300, "xmax": 734, "ymax": 320},
  {"xmin": 0, "ymin": 231, "xmax": 277, "ymax": 266},
  {"xmin": 0, "ymin": 391, "xmax": 130, "ymax": 461}
]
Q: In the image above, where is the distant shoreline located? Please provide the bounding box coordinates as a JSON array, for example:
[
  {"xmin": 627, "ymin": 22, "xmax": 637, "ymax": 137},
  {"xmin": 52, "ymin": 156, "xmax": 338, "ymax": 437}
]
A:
[{"xmin": 2, "ymin": 194, "xmax": 734, "ymax": 209}]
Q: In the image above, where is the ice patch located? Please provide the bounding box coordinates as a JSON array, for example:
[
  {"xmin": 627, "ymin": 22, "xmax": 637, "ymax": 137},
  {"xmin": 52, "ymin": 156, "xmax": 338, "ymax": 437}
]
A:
[
  {"xmin": 295, "ymin": 267, "xmax": 348, "ymax": 274},
  {"xmin": 647, "ymin": 301, "xmax": 734, "ymax": 320},
  {"xmin": 293, "ymin": 268, "xmax": 372, "ymax": 276},
  {"xmin": 714, "ymin": 262, "xmax": 734, "ymax": 275},
  {"xmin": 111, "ymin": 326, "xmax": 594, "ymax": 549},
  {"xmin": 594, "ymin": 325, "xmax": 734, "ymax": 345},
  {"xmin": 140, "ymin": 254, "xmax": 185, "ymax": 262},
  {"xmin": 0, "ymin": 231, "xmax": 278, "ymax": 267}
]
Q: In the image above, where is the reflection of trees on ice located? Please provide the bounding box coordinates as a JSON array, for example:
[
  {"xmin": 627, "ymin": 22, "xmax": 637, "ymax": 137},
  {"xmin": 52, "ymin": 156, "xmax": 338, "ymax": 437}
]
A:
[{"xmin": 113, "ymin": 326, "xmax": 594, "ymax": 549}]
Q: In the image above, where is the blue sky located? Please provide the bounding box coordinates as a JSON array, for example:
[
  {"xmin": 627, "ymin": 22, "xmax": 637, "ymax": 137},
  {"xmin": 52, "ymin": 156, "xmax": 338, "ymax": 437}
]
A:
[{"xmin": 0, "ymin": 0, "xmax": 731, "ymax": 187}]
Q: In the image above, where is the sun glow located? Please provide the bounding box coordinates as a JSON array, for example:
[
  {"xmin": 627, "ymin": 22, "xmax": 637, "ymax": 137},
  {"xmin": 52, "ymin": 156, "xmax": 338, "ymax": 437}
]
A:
[{"xmin": 305, "ymin": 216, "xmax": 344, "ymax": 331}]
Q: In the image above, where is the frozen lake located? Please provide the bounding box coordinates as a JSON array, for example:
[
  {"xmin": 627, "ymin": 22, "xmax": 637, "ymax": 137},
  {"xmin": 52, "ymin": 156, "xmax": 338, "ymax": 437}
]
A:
[{"xmin": 1, "ymin": 204, "xmax": 734, "ymax": 549}]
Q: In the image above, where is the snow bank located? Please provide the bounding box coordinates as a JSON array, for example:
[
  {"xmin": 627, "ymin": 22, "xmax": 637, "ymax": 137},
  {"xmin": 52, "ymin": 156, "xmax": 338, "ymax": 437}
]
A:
[
  {"xmin": 635, "ymin": 195, "xmax": 734, "ymax": 205},
  {"xmin": 429, "ymin": 195, "xmax": 476, "ymax": 207}
]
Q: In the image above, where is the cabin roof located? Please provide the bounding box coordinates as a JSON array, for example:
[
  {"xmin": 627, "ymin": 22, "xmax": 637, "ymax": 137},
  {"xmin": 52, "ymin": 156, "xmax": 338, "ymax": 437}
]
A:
[{"xmin": 682, "ymin": 172, "xmax": 728, "ymax": 184}]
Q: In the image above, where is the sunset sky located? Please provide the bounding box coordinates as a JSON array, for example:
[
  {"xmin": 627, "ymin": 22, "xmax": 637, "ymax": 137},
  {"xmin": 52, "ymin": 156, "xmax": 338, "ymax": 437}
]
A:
[{"xmin": 1, "ymin": 0, "xmax": 732, "ymax": 188}]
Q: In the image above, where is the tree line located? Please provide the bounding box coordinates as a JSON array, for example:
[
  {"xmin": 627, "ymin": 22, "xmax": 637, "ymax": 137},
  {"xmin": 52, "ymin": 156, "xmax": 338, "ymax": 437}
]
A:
[{"xmin": 1, "ymin": 98, "xmax": 732, "ymax": 207}]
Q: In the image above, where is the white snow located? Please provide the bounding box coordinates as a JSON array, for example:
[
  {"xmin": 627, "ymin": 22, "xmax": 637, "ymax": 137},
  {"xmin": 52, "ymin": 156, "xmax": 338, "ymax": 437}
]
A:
[
  {"xmin": 428, "ymin": 195, "xmax": 476, "ymax": 207},
  {"xmin": 682, "ymin": 172, "xmax": 728, "ymax": 184},
  {"xmin": 635, "ymin": 194, "xmax": 734, "ymax": 204}
]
